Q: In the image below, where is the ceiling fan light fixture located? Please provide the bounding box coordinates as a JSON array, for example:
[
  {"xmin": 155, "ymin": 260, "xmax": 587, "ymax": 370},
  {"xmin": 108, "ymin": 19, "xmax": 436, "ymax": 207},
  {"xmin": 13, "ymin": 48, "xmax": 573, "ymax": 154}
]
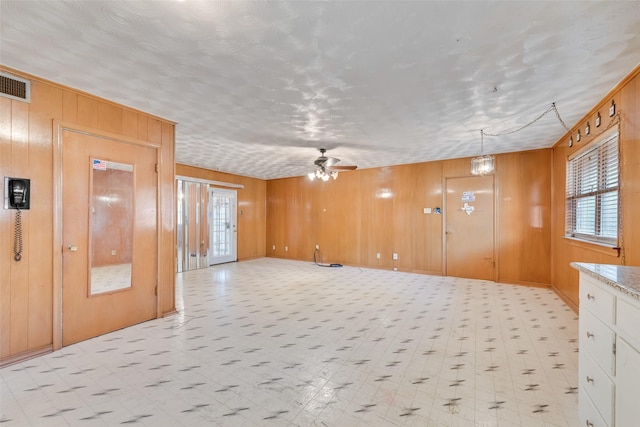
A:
[
  {"xmin": 308, "ymin": 149, "xmax": 354, "ymax": 181},
  {"xmin": 308, "ymin": 169, "xmax": 337, "ymax": 181}
]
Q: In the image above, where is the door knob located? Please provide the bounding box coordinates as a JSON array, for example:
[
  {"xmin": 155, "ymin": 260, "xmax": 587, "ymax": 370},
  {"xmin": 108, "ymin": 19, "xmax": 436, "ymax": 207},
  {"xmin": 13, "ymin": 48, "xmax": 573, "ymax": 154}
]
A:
[{"xmin": 67, "ymin": 245, "xmax": 78, "ymax": 252}]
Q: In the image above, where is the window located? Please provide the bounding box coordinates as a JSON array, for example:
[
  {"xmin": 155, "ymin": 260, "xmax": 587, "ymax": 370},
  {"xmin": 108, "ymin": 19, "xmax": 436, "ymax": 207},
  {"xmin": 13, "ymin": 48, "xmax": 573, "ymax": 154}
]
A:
[{"xmin": 565, "ymin": 129, "xmax": 619, "ymax": 246}]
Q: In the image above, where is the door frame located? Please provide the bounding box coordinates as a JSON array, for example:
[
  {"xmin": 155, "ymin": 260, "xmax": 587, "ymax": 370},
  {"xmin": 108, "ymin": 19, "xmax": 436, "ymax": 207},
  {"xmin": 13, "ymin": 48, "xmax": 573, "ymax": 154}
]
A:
[
  {"xmin": 442, "ymin": 174, "xmax": 499, "ymax": 281},
  {"xmin": 175, "ymin": 176, "xmax": 244, "ymax": 271},
  {"xmin": 208, "ymin": 187, "xmax": 237, "ymax": 265},
  {"xmin": 52, "ymin": 121, "xmax": 162, "ymax": 350}
]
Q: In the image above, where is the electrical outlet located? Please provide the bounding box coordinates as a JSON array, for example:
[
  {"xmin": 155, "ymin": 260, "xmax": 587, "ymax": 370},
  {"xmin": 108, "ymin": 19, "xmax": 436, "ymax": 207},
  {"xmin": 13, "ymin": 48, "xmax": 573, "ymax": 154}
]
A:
[
  {"xmin": 393, "ymin": 253, "xmax": 398, "ymax": 260},
  {"xmin": 272, "ymin": 245, "xmax": 276, "ymax": 250},
  {"xmin": 111, "ymin": 250, "xmax": 116, "ymax": 256},
  {"xmin": 316, "ymin": 244, "xmax": 320, "ymax": 250},
  {"xmin": 393, "ymin": 267, "xmax": 398, "ymax": 271},
  {"xmin": 376, "ymin": 252, "xmax": 380, "ymax": 259}
]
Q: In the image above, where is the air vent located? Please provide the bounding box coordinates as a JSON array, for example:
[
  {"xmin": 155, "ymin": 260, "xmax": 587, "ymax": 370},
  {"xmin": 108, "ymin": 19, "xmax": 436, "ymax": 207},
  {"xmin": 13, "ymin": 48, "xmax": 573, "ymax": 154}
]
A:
[{"xmin": 0, "ymin": 72, "xmax": 31, "ymax": 103}]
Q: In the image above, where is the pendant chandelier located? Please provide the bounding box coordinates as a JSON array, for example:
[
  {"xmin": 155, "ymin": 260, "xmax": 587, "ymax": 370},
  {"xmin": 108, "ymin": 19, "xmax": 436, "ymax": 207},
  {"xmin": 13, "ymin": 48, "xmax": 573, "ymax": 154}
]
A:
[{"xmin": 470, "ymin": 130, "xmax": 495, "ymax": 176}]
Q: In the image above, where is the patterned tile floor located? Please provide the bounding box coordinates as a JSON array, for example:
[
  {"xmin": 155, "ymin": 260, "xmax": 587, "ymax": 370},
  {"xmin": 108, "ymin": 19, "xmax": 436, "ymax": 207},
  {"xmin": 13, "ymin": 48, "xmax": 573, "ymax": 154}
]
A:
[{"xmin": 0, "ymin": 258, "xmax": 579, "ymax": 426}]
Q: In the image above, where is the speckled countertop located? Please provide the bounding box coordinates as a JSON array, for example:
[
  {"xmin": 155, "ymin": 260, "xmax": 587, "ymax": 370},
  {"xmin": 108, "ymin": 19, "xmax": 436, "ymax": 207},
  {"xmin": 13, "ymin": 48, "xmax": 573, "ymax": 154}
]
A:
[{"xmin": 571, "ymin": 262, "xmax": 640, "ymax": 301}]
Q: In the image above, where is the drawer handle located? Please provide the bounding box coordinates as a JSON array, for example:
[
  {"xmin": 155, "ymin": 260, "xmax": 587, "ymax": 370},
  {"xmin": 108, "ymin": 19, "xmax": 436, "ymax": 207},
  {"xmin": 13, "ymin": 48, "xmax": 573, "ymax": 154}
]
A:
[
  {"xmin": 587, "ymin": 293, "xmax": 595, "ymax": 300},
  {"xmin": 586, "ymin": 376, "xmax": 594, "ymax": 384},
  {"xmin": 586, "ymin": 331, "xmax": 594, "ymax": 338},
  {"xmin": 586, "ymin": 420, "xmax": 594, "ymax": 427}
]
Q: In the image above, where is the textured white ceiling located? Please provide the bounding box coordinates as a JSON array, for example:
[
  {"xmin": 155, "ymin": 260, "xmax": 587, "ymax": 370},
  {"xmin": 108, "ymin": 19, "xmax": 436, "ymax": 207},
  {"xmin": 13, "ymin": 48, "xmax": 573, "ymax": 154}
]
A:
[{"xmin": 2, "ymin": 1, "xmax": 639, "ymax": 180}]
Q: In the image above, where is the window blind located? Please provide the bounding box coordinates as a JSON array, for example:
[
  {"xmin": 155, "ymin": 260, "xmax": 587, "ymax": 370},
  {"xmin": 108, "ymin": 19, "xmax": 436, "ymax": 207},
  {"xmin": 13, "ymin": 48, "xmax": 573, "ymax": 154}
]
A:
[{"xmin": 565, "ymin": 131, "xmax": 619, "ymax": 246}]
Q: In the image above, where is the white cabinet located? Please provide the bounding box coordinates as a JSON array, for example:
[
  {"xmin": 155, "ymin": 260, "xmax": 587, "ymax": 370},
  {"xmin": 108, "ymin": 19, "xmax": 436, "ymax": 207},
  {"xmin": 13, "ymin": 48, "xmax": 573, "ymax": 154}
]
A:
[
  {"xmin": 578, "ymin": 271, "xmax": 640, "ymax": 427},
  {"xmin": 615, "ymin": 338, "xmax": 640, "ymax": 426}
]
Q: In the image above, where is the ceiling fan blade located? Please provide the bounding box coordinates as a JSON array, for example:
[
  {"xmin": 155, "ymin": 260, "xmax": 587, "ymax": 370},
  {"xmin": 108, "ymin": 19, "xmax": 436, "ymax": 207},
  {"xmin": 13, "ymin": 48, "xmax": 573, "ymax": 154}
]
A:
[
  {"xmin": 329, "ymin": 165, "xmax": 357, "ymax": 171},
  {"xmin": 322, "ymin": 157, "xmax": 340, "ymax": 167}
]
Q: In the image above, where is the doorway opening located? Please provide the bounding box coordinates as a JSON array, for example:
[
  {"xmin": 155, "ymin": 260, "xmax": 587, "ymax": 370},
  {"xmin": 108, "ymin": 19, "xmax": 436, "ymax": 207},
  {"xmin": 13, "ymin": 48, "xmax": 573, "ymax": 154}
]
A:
[{"xmin": 176, "ymin": 179, "xmax": 238, "ymax": 272}]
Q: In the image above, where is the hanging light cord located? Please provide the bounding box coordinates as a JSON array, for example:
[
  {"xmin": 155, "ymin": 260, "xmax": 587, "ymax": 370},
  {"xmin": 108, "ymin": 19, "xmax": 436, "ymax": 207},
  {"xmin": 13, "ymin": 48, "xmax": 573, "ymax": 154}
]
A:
[
  {"xmin": 551, "ymin": 102, "xmax": 572, "ymax": 132},
  {"xmin": 483, "ymin": 101, "xmax": 620, "ymax": 146},
  {"xmin": 483, "ymin": 103, "xmax": 569, "ymax": 137}
]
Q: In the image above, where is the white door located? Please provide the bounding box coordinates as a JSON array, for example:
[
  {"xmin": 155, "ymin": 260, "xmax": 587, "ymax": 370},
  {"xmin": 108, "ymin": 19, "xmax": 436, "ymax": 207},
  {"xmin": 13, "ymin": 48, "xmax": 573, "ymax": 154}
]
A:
[{"xmin": 208, "ymin": 188, "xmax": 237, "ymax": 265}]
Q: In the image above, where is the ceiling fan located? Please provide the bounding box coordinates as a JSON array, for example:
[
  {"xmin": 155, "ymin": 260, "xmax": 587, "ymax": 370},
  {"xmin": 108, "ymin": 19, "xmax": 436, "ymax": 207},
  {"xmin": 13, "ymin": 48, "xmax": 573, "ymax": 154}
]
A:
[{"xmin": 308, "ymin": 148, "xmax": 357, "ymax": 181}]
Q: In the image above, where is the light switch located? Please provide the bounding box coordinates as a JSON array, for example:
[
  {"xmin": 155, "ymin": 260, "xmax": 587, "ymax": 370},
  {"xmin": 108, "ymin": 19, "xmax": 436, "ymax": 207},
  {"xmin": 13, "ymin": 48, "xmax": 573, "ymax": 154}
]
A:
[{"xmin": 423, "ymin": 208, "xmax": 431, "ymax": 214}]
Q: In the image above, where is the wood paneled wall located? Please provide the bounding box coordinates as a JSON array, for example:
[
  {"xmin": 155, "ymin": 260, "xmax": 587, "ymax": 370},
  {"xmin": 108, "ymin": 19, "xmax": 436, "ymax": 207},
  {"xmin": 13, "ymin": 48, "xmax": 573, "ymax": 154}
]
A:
[
  {"xmin": 267, "ymin": 149, "xmax": 552, "ymax": 285},
  {"xmin": 551, "ymin": 65, "xmax": 640, "ymax": 310},
  {"xmin": 175, "ymin": 164, "xmax": 266, "ymax": 261},
  {"xmin": 2, "ymin": 60, "xmax": 634, "ymax": 365},
  {"xmin": 496, "ymin": 150, "xmax": 552, "ymax": 286},
  {"xmin": 0, "ymin": 67, "xmax": 176, "ymax": 365}
]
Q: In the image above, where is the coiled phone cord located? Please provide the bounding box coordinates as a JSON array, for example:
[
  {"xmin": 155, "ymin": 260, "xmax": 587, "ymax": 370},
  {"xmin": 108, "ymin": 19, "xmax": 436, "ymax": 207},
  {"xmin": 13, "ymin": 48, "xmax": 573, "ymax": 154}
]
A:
[{"xmin": 14, "ymin": 209, "xmax": 22, "ymax": 261}]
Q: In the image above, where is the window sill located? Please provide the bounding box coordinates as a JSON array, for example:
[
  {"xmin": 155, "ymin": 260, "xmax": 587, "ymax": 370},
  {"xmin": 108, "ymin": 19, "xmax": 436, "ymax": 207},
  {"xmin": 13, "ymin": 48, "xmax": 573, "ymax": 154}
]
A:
[{"xmin": 563, "ymin": 236, "xmax": 620, "ymax": 257}]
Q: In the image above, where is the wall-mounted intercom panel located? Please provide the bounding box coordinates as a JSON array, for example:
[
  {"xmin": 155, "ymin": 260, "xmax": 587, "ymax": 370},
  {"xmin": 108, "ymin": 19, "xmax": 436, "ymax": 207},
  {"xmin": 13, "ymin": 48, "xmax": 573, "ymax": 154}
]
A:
[{"xmin": 4, "ymin": 177, "xmax": 30, "ymax": 210}]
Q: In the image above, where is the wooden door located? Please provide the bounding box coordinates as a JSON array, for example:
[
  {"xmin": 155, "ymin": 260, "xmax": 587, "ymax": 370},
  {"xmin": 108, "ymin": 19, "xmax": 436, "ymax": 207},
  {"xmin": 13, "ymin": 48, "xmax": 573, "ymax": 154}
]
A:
[
  {"xmin": 445, "ymin": 175, "xmax": 495, "ymax": 280},
  {"xmin": 62, "ymin": 130, "xmax": 157, "ymax": 346}
]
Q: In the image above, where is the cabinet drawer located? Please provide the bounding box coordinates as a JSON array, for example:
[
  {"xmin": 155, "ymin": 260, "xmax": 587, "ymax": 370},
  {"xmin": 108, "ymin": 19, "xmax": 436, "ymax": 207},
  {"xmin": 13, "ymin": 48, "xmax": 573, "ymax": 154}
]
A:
[
  {"xmin": 580, "ymin": 351, "xmax": 614, "ymax": 426},
  {"xmin": 616, "ymin": 296, "xmax": 640, "ymax": 352},
  {"xmin": 579, "ymin": 386, "xmax": 609, "ymax": 427},
  {"xmin": 580, "ymin": 273, "xmax": 616, "ymax": 324},
  {"xmin": 580, "ymin": 308, "xmax": 616, "ymax": 375}
]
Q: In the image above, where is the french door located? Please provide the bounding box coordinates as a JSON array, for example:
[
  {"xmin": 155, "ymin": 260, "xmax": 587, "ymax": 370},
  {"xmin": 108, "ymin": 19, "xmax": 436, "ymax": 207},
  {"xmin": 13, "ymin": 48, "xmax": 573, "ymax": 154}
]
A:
[{"xmin": 208, "ymin": 188, "xmax": 237, "ymax": 265}]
